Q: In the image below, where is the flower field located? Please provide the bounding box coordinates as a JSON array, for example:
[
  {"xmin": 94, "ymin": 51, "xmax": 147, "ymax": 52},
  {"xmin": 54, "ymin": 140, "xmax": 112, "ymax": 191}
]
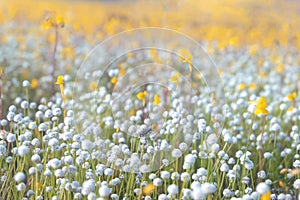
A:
[{"xmin": 0, "ymin": 0, "xmax": 300, "ymax": 199}]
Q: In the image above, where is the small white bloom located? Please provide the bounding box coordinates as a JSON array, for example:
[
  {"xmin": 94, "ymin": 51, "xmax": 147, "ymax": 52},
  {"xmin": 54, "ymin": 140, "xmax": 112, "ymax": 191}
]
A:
[
  {"xmin": 256, "ymin": 182, "xmax": 270, "ymax": 194},
  {"xmin": 14, "ymin": 172, "xmax": 26, "ymax": 182},
  {"xmin": 167, "ymin": 184, "xmax": 178, "ymax": 195}
]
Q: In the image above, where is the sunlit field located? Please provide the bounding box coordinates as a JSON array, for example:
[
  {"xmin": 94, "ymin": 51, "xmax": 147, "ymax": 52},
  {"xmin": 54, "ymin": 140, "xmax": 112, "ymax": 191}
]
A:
[{"xmin": 0, "ymin": 0, "xmax": 300, "ymax": 199}]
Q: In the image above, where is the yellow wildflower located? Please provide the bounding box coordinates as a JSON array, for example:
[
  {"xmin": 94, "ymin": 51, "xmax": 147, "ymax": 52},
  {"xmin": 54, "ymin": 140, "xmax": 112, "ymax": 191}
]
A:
[
  {"xmin": 249, "ymin": 83, "xmax": 257, "ymax": 90},
  {"xmin": 30, "ymin": 78, "xmax": 38, "ymax": 89},
  {"xmin": 119, "ymin": 63, "xmax": 126, "ymax": 76},
  {"xmin": 238, "ymin": 83, "xmax": 247, "ymax": 90},
  {"xmin": 260, "ymin": 191, "xmax": 271, "ymax": 200},
  {"xmin": 137, "ymin": 91, "xmax": 147, "ymax": 101},
  {"xmin": 142, "ymin": 183, "xmax": 156, "ymax": 196},
  {"xmin": 287, "ymin": 92, "xmax": 297, "ymax": 102},
  {"xmin": 249, "ymin": 97, "xmax": 269, "ymax": 115},
  {"xmin": 89, "ymin": 81, "xmax": 98, "ymax": 91},
  {"xmin": 55, "ymin": 75, "xmax": 64, "ymax": 85},
  {"xmin": 153, "ymin": 95, "xmax": 161, "ymax": 105},
  {"xmin": 56, "ymin": 75, "xmax": 66, "ymax": 104},
  {"xmin": 111, "ymin": 77, "xmax": 118, "ymax": 84},
  {"xmin": 170, "ymin": 73, "xmax": 180, "ymax": 83},
  {"xmin": 55, "ymin": 15, "xmax": 64, "ymax": 27},
  {"xmin": 277, "ymin": 64, "xmax": 284, "ymax": 72},
  {"xmin": 42, "ymin": 18, "xmax": 54, "ymax": 30},
  {"xmin": 287, "ymin": 106, "xmax": 294, "ymax": 113}
]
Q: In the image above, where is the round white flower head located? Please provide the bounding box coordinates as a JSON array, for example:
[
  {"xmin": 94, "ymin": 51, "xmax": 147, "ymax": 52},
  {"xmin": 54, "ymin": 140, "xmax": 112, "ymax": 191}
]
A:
[
  {"xmin": 31, "ymin": 154, "xmax": 41, "ymax": 163},
  {"xmin": 201, "ymin": 183, "xmax": 217, "ymax": 194},
  {"xmin": 18, "ymin": 145, "xmax": 30, "ymax": 157},
  {"xmin": 294, "ymin": 179, "xmax": 300, "ymax": 189},
  {"xmin": 192, "ymin": 187, "xmax": 205, "ymax": 200},
  {"xmin": 82, "ymin": 179, "xmax": 96, "ymax": 196},
  {"xmin": 172, "ymin": 149, "xmax": 182, "ymax": 158},
  {"xmin": 158, "ymin": 194, "xmax": 168, "ymax": 200},
  {"xmin": 14, "ymin": 172, "xmax": 26, "ymax": 182},
  {"xmin": 6, "ymin": 133, "xmax": 16, "ymax": 143},
  {"xmin": 167, "ymin": 184, "xmax": 178, "ymax": 195},
  {"xmin": 160, "ymin": 171, "xmax": 170, "ymax": 179},
  {"xmin": 22, "ymin": 80, "xmax": 30, "ymax": 87},
  {"xmin": 99, "ymin": 184, "xmax": 111, "ymax": 197},
  {"xmin": 153, "ymin": 178, "xmax": 163, "ymax": 186},
  {"xmin": 16, "ymin": 182, "xmax": 26, "ymax": 191},
  {"xmin": 256, "ymin": 182, "xmax": 270, "ymax": 194}
]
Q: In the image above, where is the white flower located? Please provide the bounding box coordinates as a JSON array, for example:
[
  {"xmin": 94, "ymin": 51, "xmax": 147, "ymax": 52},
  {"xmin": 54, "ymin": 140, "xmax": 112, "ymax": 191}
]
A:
[
  {"xmin": 31, "ymin": 154, "xmax": 41, "ymax": 163},
  {"xmin": 180, "ymin": 172, "xmax": 190, "ymax": 182},
  {"xmin": 171, "ymin": 172, "xmax": 180, "ymax": 180},
  {"xmin": 14, "ymin": 172, "xmax": 26, "ymax": 182},
  {"xmin": 29, "ymin": 167, "xmax": 36, "ymax": 175},
  {"xmin": 161, "ymin": 171, "xmax": 170, "ymax": 179},
  {"xmin": 0, "ymin": 145, "xmax": 6, "ymax": 157},
  {"xmin": 104, "ymin": 168, "xmax": 113, "ymax": 176},
  {"xmin": 172, "ymin": 149, "xmax": 182, "ymax": 158},
  {"xmin": 158, "ymin": 194, "xmax": 168, "ymax": 200},
  {"xmin": 48, "ymin": 158, "xmax": 61, "ymax": 169},
  {"xmin": 16, "ymin": 182, "xmax": 26, "ymax": 191},
  {"xmin": 223, "ymin": 188, "xmax": 233, "ymax": 198},
  {"xmin": 110, "ymin": 193, "xmax": 119, "ymax": 200},
  {"xmin": 82, "ymin": 179, "xmax": 96, "ymax": 196},
  {"xmin": 201, "ymin": 183, "xmax": 217, "ymax": 194},
  {"xmin": 99, "ymin": 184, "xmax": 111, "ymax": 197},
  {"xmin": 256, "ymin": 182, "xmax": 270, "ymax": 194},
  {"xmin": 293, "ymin": 179, "xmax": 300, "ymax": 189},
  {"xmin": 82, "ymin": 140, "xmax": 94, "ymax": 150},
  {"xmin": 26, "ymin": 189, "xmax": 34, "ymax": 197},
  {"xmin": 22, "ymin": 80, "xmax": 30, "ymax": 87},
  {"xmin": 54, "ymin": 169, "xmax": 64, "ymax": 177},
  {"xmin": 153, "ymin": 178, "xmax": 162, "ymax": 186},
  {"xmin": 257, "ymin": 170, "xmax": 266, "ymax": 179},
  {"xmin": 149, "ymin": 173, "xmax": 156, "ymax": 180},
  {"xmin": 220, "ymin": 163, "xmax": 229, "ymax": 172},
  {"xmin": 6, "ymin": 132, "xmax": 16, "ymax": 143},
  {"xmin": 167, "ymin": 184, "xmax": 178, "ymax": 195},
  {"xmin": 198, "ymin": 119, "xmax": 206, "ymax": 133},
  {"xmin": 192, "ymin": 187, "xmax": 205, "ymax": 200},
  {"xmin": 18, "ymin": 145, "xmax": 30, "ymax": 157}
]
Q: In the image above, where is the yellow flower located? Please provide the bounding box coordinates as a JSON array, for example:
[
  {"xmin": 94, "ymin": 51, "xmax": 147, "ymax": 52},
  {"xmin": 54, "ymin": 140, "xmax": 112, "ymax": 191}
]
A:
[
  {"xmin": 249, "ymin": 97, "xmax": 269, "ymax": 115},
  {"xmin": 153, "ymin": 95, "xmax": 161, "ymax": 105},
  {"xmin": 55, "ymin": 75, "xmax": 64, "ymax": 85},
  {"xmin": 42, "ymin": 18, "xmax": 54, "ymax": 30},
  {"xmin": 119, "ymin": 63, "xmax": 126, "ymax": 76},
  {"xmin": 137, "ymin": 91, "xmax": 147, "ymax": 101},
  {"xmin": 287, "ymin": 106, "xmax": 294, "ymax": 113},
  {"xmin": 277, "ymin": 64, "xmax": 284, "ymax": 72},
  {"xmin": 238, "ymin": 83, "xmax": 247, "ymax": 90},
  {"xmin": 56, "ymin": 15, "xmax": 64, "ymax": 27},
  {"xmin": 260, "ymin": 191, "xmax": 271, "ymax": 200},
  {"xmin": 249, "ymin": 83, "xmax": 257, "ymax": 90},
  {"xmin": 89, "ymin": 81, "xmax": 98, "ymax": 91},
  {"xmin": 30, "ymin": 78, "xmax": 38, "ymax": 89},
  {"xmin": 170, "ymin": 72, "xmax": 180, "ymax": 83},
  {"xmin": 142, "ymin": 183, "xmax": 156, "ymax": 196},
  {"xmin": 111, "ymin": 77, "xmax": 118, "ymax": 84},
  {"xmin": 287, "ymin": 92, "xmax": 297, "ymax": 102}
]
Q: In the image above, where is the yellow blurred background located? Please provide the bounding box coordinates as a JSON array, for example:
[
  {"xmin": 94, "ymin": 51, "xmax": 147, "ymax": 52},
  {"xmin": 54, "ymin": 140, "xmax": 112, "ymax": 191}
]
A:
[{"xmin": 0, "ymin": 0, "xmax": 299, "ymax": 48}]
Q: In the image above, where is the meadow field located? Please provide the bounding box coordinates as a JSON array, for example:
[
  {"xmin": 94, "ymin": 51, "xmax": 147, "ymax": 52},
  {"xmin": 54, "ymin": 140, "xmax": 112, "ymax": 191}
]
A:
[{"xmin": 0, "ymin": 0, "xmax": 300, "ymax": 199}]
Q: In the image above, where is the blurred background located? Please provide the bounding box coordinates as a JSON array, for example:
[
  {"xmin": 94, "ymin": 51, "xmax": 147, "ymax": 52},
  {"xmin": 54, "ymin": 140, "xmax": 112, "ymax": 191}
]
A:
[{"xmin": 0, "ymin": 0, "xmax": 299, "ymax": 48}]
